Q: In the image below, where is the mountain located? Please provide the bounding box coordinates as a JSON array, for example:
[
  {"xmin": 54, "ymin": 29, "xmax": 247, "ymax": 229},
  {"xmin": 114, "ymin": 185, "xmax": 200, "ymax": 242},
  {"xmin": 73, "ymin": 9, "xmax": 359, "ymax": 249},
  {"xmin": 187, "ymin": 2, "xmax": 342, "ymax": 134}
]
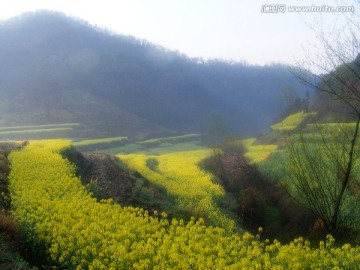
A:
[
  {"xmin": 311, "ymin": 55, "xmax": 360, "ymax": 122},
  {"xmin": 0, "ymin": 11, "xmax": 312, "ymax": 139}
]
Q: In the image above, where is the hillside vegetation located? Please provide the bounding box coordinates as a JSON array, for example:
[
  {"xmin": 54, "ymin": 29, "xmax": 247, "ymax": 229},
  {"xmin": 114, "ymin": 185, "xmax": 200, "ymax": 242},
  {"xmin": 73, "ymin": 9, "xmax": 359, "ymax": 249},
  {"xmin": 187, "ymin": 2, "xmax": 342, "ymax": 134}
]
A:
[
  {"xmin": 6, "ymin": 140, "xmax": 360, "ymax": 269},
  {"xmin": 0, "ymin": 11, "xmax": 311, "ymax": 139},
  {"xmin": 1, "ymin": 8, "xmax": 359, "ymax": 270},
  {"xmin": 0, "ymin": 143, "xmax": 32, "ymax": 269},
  {"xmin": 118, "ymin": 150, "xmax": 237, "ymax": 230},
  {"xmin": 238, "ymin": 110, "xmax": 360, "ymax": 239}
]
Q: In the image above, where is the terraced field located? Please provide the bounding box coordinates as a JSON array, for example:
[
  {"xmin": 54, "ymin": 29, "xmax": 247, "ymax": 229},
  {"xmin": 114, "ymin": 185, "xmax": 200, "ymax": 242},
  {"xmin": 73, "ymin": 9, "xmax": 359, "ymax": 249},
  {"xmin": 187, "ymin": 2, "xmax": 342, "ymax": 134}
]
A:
[
  {"xmin": 72, "ymin": 136, "xmax": 128, "ymax": 151},
  {"xmin": 7, "ymin": 140, "xmax": 360, "ymax": 269},
  {"xmin": 0, "ymin": 123, "xmax": 79, "ymax": 140}
]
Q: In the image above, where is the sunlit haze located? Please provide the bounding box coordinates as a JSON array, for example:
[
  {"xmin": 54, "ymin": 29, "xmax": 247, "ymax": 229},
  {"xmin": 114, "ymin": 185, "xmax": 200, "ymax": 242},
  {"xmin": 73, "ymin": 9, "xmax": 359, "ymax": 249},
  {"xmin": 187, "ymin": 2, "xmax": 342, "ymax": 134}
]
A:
[{"xmin": 0, "ymin": 0, "xmax": 357, "ymax": 66}]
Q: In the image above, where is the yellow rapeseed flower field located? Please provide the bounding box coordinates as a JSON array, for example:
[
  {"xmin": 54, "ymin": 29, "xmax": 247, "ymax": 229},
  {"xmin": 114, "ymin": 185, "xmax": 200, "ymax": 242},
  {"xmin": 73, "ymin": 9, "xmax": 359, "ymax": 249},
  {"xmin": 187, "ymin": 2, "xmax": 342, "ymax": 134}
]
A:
[
  {"xmin": 244, "ymin": 144, "xmax": 279, "ymax": 164},
  {"xmin": 118, "ymin": 150, "xmax": 236, "ymax": 230},
  {"xmin": 8, "ymin": 140, "xmax": 360, "ymax": 269},
  {"xmin": 271, "ymin": 111, "xmax": 315, "ymax": 131}
]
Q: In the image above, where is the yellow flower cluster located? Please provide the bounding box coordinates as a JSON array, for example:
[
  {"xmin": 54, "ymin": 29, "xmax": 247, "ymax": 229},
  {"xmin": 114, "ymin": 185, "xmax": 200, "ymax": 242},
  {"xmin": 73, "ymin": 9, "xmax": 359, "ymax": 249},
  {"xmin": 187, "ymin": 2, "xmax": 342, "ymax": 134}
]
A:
[
  {"xmin": 241, "ymin": 138, "xmax": 257, "ymax": 149},
  {"xmin": 118, "ymin": 150, "xmax": 236, "ymax": 230},
  {"xmin": 8, "ymin": 140, "xmax": 360, "ymax": 269},
  {"xmin": 271, "ymin": 111, "xmax": 316, "ymax": 131},
  {"xmin": 244, "ymin": 144, "xmax": 279, "ymax": 164}
]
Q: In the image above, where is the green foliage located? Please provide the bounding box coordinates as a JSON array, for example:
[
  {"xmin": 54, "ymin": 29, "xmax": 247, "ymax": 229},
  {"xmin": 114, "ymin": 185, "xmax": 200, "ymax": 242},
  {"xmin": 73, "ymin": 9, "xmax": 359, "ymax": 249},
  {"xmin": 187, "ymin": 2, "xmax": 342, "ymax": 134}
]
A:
[
  {"xmin": 0, "ymin": 144, "xmax": 37, "ymax": 269},
  {"xmin": 255, "ymin": 122, "xmax": 360, "ymax": 237},
  {"xmin": 257, "ymin": 151, "xmax": 286, "ymax": 182},
  {"xmin": 145, "ymin": 158, "xmax": 160, "ymax": 172},
  {"xmin": 267, "ymin": 129, "xmax": 360, "ymax": 234},
  {"xmin": 306, "ymin": 122, "xmax": 357, "ymax": 133},
  {"xmin": 264, "ymin": 206, "xmax": 282, "ymax": 225},
  {"xmin": 130, "ymin": 178, "xmax": 161, "ymax": 209},
  {"xmin": 0, "ymin": 145, "xmax": 17, "ymax": 211},
  {"xmin": 0, "ymin": 234, "xmax": 32, "ymax": 270},
  {"xmin": 85, "ymin": 179, "xmax": 104, "ymax": 201}
]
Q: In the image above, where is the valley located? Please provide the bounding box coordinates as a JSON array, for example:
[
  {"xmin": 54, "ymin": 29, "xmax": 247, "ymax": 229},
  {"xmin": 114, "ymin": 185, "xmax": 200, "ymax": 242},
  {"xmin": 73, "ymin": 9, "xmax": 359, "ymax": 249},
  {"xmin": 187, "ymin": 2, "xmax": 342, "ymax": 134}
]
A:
[
  {"xmin": 1, "ymin": 121, "xmax": 360, "ymax": 268},
  {"xmin": 0, "ymin": 8, "xmax": 359, "ymax": 269}
]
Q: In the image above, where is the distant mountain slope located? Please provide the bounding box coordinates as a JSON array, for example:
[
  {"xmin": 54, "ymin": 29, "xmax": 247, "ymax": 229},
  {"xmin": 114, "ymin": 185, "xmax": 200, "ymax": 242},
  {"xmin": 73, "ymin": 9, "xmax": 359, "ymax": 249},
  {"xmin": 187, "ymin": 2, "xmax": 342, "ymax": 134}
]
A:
[
  {"xmin": 0, "ymin": 88, "xmax": 169, "ymax": 139},
  {"xmin": 0, "ymin": 11, "xmax": 311, "ymax": 138},
  {"xmin": 311, "ymin": 55, "xmax": 360, "ymax": 122}
]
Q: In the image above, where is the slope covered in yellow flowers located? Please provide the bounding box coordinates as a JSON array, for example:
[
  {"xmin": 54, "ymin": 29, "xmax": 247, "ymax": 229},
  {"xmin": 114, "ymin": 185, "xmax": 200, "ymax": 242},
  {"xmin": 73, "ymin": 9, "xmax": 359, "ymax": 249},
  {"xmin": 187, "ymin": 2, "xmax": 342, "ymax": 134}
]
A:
[
  {"xmin": 8, "ymin": 140, "xmax": 360, "ymax": 269},
  {"xmin": 118, "ymin": 151, "xmax": 236, "ymax": 231}
]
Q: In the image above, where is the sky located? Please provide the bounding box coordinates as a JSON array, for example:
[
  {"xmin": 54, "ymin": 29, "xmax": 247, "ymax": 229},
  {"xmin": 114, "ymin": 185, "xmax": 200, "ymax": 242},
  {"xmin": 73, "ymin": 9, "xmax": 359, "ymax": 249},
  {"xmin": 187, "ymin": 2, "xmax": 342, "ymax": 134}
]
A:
[{"xmin": 0, "ymin": 0, "xmax": 358, "ymax": 66}]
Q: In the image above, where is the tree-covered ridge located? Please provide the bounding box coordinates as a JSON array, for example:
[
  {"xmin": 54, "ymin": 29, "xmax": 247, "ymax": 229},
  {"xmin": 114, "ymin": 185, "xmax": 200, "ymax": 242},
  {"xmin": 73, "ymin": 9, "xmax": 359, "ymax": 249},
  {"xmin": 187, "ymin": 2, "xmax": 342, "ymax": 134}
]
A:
[{"xmin": 0, "ymin": 11, "xmax": 311, "ymax": 139}]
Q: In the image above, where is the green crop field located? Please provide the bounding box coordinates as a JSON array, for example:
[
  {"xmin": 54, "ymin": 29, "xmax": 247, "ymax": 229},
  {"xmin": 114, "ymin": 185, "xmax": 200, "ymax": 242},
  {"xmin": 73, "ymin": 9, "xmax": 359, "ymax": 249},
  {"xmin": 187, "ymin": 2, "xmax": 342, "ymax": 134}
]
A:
[
  {"xmin": 138, "ymin": 134, "xmax": 201, "ymax": 148},
  {"xmin": 0, "ymin": 128, "xmax": 73, "ymax": 135},
  {"xmin": 0, "ymin": 123, "xmax": 79, "ymax": 131},
  {"xmin": 0, "ymin": 123, "xmax": 80, "ymax": 141},
  {"xmin": 102, "ymin": 134, "xmax": 203, "ymax": 155},
  {"xmin": 72, "ymin": 136, "xmax": 128, "ymax": 151}
]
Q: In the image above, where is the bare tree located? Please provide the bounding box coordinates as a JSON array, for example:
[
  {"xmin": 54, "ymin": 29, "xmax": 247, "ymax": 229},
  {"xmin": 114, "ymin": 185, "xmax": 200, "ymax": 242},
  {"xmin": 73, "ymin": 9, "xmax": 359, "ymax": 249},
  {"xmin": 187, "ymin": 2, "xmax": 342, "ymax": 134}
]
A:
[
  {"xmin": 286, "ymin": 122, "xmax": 360, "ymax": 234},
  {"xmin": 287, "ymin": 3, "xmax": 360, "ymax": 234}
]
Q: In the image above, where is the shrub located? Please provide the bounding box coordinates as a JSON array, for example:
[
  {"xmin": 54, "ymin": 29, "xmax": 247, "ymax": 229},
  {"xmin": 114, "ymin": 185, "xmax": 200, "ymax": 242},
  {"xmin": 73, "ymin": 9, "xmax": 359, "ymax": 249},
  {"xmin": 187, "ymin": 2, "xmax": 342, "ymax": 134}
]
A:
[{"xmin": 145, "ymin": 158, "xmax": 160, "ymax": 172}]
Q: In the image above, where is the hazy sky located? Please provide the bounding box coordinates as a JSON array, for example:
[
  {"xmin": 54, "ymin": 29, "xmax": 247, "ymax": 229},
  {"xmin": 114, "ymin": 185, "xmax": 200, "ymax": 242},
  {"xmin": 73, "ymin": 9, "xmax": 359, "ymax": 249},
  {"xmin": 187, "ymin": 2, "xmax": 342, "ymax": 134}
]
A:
[{"xmin": 0, "ymin": 0, "xmax": 357, "ymax": 66}]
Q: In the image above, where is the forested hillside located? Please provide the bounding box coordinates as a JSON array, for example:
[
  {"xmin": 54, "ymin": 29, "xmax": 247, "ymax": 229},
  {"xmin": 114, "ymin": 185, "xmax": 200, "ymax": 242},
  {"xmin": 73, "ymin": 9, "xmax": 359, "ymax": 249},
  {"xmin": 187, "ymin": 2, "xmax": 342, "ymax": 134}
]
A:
[
  {"xmin": 0, "ymin": 11, "xmax": 311, "ymax": 139},
  {"xmin": 311, "ymin": 54, "xmax": 360, "ymax": 122}
]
